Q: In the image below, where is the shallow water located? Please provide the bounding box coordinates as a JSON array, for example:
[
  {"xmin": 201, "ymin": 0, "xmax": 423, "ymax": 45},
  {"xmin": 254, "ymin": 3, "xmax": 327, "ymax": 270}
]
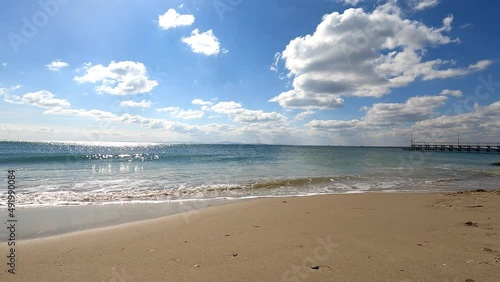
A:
[{"xmin": 1, "ymin": 141, "xmax": 499, "ymax": 207}]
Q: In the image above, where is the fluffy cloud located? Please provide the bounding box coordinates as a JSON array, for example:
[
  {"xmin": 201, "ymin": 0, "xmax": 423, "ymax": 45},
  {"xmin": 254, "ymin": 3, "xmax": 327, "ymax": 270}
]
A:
[
  {"xmin": 158, "ymin": 8, "xmax": 195, "ymax": 30},
  {"xmin": 192, "ymin": 99, "xmax": 213, "ymax": 106},
  {"xmin": 211, "ymin": 101, "xmax": 287, "ymax": 123},
  {"xmin": 294, "ymin": 110, "xmax": 316, "ymax": 121},
  {"xmin": 120, "ymin": 100, "xmax": 152, "ymax": 108},
  {"xmin": 440, "ymin": 89, "xmax": 463, "ymax": 97},
  {"xmin": 192, "ymin": 98, "xmax": 215, "ymax": 111},
  {"xmin": 269, "ymin": 90, "xmax": 344, "ymax": 110},
  {"xmin": 21, "ymin": 90, "xmax": 71, "ymax": 109},
  {"xmin": 210, "ymin": 101, "xmax": 242, "ymax": 114},
  {"xmin": 157, "ymin": 107, "xmax": 205, "ymax": 120},
  {"xmin": 307, "ymin": 95, "xmax": 448, "ymax": 131},
  {"xmin": 182, "ymin": 29, "xmax": 222, "ymax": 56},
  {"xmin": 233, "ymin": 110, "xmax": 285, "ymax": 123},
  {"xmin": 308, "ymin": 119, "xmax": 359, "ymax": 130},
  {"xmin": 468, "ymin": 60, "xmax": 494, "ymax": 71},
  {"xmin": 46, "ymin": 60, "xmax": 69, "ymax": 71},
  {"xmin": 271, "ymin": 3, "xmax": 492, "ymax": 109},
  {"xmin": 363, "ymin": 96, "xmax": 448, "ymax": 125},
  {"xmin": 421, "ymin": 60, "xmax": 494, "ymax": 80},
  {"xmin": 74, "ymin": 61, "xmax": 158, "ymax": 95},
  {"xmin": 411, "ymin": 101, "xmax": 500, "ymax": 140}
]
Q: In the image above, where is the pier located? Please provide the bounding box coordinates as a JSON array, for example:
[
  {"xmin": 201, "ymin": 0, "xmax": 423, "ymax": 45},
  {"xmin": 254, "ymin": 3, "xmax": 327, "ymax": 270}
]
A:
[{"xmin": 403, "ymin": 141, "xmax": 500, "ymax": 153}]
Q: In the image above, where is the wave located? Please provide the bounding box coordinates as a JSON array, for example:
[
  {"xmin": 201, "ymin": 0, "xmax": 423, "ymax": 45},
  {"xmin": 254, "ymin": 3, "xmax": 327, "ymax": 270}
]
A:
[
  {"xmin": 424, "ymin": 178, "xmax": 462, "ymax": 184},
  {"xmin": 471, "ymin": 170, "xmax": 500, "ymax": 177},
  {"xmin": 248, "ymin": 175, "xmax": 367, "ymax": 189},
  {"xmin": 0, "ymin": 175, "xmax": 404, "ymax": 207}
]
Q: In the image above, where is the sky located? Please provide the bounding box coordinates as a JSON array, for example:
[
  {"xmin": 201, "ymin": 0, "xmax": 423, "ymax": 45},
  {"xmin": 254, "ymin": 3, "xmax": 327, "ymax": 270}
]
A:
[{"xmin": 0, "ymin": 0, "xmax": 499, "ymax": 146}]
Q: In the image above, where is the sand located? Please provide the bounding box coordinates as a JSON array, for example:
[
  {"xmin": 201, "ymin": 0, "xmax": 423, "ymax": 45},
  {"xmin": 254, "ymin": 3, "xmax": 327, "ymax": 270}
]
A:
[{"xmin": 1, "ymin": 191, "xmax": 500, "ymax": 281}]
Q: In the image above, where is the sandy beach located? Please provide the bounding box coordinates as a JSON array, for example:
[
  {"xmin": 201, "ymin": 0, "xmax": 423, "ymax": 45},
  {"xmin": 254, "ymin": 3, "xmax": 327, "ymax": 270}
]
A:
[{"xmin": 1, "ymin": 191, "xmax": 500, "ymax": 281}]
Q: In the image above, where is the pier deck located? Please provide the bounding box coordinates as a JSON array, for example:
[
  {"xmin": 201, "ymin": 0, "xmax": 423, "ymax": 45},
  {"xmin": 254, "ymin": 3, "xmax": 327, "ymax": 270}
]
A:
[{"xmin": 402, "ymin": 142, "xmax": 500, "ymax": 153}]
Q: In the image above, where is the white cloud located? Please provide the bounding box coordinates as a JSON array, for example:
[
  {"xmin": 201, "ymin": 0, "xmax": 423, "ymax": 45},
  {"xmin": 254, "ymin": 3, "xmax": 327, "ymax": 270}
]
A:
[
  {"xmin": 412, "ymin": 0, "xmax": 440, "ymax": 11},
  {"xmin": 74, "ymin": 61, "xmax": 158, "ymax": 95},
  {"xmin": 271, "ymin": 3, "xmax": 491, "ymax": 110},
  {"xmin": 41, "ymin": 107, "xmax": 247, "ymax": 138},
  {"xmin": 2, "ymin": 62, "xmax": 7, "ymax": 67},
  {"xmin": 269, "ymin": 90, "xmax": 344, "ymax": 110},
  {"xmin": 210, "ymin": 101, "xmax": 242, "ymax": 114},
  {"xmin": 158, "ymin": 8, "xmax": 195, "ymax": 30},
  {"xmin": 0, "ymin": 124, "xmax": 158, "ymax": 143},
  {"xmin": 3, "ymin": 89, "xmax": 286, "ymax": 141},
  {"xmin": 0, "ymin": 85, "xmax": 22, "ymax": 104},
  {"xmin": 182, "ymin": 29, "xmax": 222, "ymax": 56},
  {"xmin": 21, "ymin": 90, "xmax": 71, "ymax": 109},
  {"xmin": 46, "ymin": 60, "xmax": 69, "ymax": 71},
  {"xmin": 192, "ymin": 99, "xmax": 213, "ymax": 106},
  {"xmin": 307, "ymin": 119, "xmax": 359, "ymax": 130},
  {"xmin": 156, "ymin": 107, "xmax": 178, "ymax": 113},
  {"xmin": 422, "ymin": 60, "xmax": 494, "ymax": 80},
  {"xmin": 363, "ymin": 96, "xmax": 448, "ymax": 125},
  {"xmin": 45, "ymin": 108, "xmax": 119, "ymax": 121},
  {"xmin": 307, "ymin": 95, "xmax": 448, "ymax": 131},
  {"xmin": 335, "ymin": 0, "xmax": 363, "ymax": 6},
  {"xmin": 411, "ymin": 101, "xmax": 500, "ymax": 141},
  {"xmin": 120, "ymin": 100, "xmax": 152, "ymax": 108},
  {"xmin": 270, "ymin": 52, "xmax": 281, "ymax": 72},
  {"xmin": 440, "ymin": 89, "xmax": 463, "ymax": 97},
  {"xmin": 294, "ymin": 110, "xmax": 316, "ymax": 121},
  {"xmin": 211, "ymin": 101, "xmax": 287, "ymax": 123},
  {"xmin": 439, "ymin": 15, "xmax": 454, "ymax": 32},
  {"xmin": 460, "ymin": 23, "xmax": 472, "ymax": 29},
  {"xmin": 468, "ymin": 60, "xmax": 494, "ymax": 71},
  {"xmin": 157, "ymin": 107, "xmax": 205, "ymax": 120},
  {"xmin": 234, "ymin": 110, "xmax": 285, "ymax": 123},
  {"xmin": 44, "ymin": 107, "xmax": 197, "ymax": 133}
]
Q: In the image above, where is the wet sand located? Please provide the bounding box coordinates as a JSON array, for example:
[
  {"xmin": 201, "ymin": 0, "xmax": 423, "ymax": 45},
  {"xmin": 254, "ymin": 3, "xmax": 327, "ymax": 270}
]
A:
[{"xmin": 1, "ymin": 191, "xmax": 500, "ymax": 281}]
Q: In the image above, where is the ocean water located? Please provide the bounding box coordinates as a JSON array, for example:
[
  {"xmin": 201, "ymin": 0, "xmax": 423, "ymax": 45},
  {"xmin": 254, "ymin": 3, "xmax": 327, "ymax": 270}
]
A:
[{"xmin": 0, "ymin": 141, "xmax": 499, "ymax": 208}]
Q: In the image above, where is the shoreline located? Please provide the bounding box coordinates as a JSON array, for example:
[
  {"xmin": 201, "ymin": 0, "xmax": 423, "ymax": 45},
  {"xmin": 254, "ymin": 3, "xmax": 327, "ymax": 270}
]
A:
[
  {"xmin": 1, "ymin": 190, "xmax": 499, "ymax": 281},
  {"xmin": 0, "ymin": 189, "xmax": 495, "ymax": 242},
  {"xmin": 0, "ymin": 191, "xmax": 450, "ymax": 242},
  {"xmin": 0, "ymin": 198, "xmax": 236, "ymax": 242}
]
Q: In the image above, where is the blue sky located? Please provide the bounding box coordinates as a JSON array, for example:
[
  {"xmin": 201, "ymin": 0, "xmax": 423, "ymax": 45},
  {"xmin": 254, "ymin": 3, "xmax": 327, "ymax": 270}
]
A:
[{"xmin": 1, "ymin": 0, "xmax": 499, "ymax": 145}]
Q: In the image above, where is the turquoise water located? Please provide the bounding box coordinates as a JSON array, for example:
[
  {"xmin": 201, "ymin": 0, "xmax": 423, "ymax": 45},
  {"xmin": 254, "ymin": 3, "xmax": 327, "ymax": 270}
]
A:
[{"xmin": 0, "ymin": 141, "xmax": 499, "ymax": 207}]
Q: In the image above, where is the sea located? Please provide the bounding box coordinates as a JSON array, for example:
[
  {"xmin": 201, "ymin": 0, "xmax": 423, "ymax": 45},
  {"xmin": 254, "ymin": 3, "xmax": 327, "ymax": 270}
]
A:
[{"xmin": 1, "ymin": 141, "xmax": 499, "ymax": 208}]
